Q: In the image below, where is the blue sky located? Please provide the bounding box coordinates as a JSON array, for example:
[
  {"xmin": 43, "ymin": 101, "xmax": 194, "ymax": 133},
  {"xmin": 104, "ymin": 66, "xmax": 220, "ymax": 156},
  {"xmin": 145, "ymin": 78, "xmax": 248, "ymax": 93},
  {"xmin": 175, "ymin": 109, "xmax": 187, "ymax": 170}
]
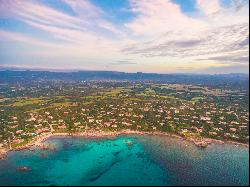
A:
[{"xmin": 0, "ymin": 0, "xmax": 249, "ymax": 74}]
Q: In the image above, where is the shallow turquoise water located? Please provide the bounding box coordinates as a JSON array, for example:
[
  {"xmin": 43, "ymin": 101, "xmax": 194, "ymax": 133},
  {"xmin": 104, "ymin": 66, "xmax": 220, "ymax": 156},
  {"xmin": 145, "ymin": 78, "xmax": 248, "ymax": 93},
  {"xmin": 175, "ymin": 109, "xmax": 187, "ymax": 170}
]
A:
[{"xmin": 0, "ymin": 135, "xmax": 249, "ymax": 186}]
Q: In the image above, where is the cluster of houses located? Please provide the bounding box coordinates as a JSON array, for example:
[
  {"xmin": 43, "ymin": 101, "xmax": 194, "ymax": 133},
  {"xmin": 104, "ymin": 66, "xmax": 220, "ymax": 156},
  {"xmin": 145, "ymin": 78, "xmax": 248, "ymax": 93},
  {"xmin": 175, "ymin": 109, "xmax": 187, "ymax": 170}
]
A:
[{"xmin": 0, "ymin": 91, "xmax": 248, "ymax": 148}]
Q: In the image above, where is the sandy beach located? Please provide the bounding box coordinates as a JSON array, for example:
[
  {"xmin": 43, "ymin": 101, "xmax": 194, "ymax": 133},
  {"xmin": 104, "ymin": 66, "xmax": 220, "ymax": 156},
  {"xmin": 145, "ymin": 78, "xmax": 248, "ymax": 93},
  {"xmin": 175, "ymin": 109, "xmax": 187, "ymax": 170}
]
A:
[{"xmin": 0, "ymin": 130, "xmax": 249, "ymax": 160}]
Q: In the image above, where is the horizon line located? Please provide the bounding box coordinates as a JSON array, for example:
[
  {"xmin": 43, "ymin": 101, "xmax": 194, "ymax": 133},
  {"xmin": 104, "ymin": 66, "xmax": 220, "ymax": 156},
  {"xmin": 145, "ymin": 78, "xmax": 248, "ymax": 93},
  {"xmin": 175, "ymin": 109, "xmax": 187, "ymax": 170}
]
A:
[{"xmin": 0, "ymin": 67, "xmax": 249, "ymax": 76}]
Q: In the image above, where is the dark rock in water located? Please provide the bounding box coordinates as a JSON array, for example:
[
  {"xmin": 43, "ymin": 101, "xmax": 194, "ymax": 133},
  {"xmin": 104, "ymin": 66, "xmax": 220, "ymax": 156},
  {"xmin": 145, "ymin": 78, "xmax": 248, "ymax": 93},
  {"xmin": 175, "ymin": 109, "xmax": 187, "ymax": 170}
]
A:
[
  {"xmin": 125, "ymin": 140, "xmax": 134, "ymax": 147},
  {"xmin": 84, "ymin": 146, "xmax": 93, "ymax": 151},
  {"xmin": 112, "ymin": 151, "xmax": 121, "ymax": 156},
  {"xmin": 40, "ymin": 153, "xmax": 48, "ymax": 158},
  {"xmin": 17, "ymin": 166, "xmax": 30, "ymax": 172},
  {"xmin": 136, "ymin": 152, "xmax": 144, "ymax": 158},
  {"xmin": 175, "ymin": 162, "xmax": 192, "ymax": 170},
  {"xmin": 41, "ymin": 145, "xmax": 51, "ymax": 150},
  {"xmin": 0, "ymin": 154, "xmax": 7, "ymax": 160},
  {"xmin": 195, "ymin": 141, "xmax": 208, "ymax": 148},
  {"xmin": 28, "ymin": 148, "xmax": 35, "ymax": 152},
  {"xmin": 63, "ymin": 141, "xmax": 73, "ymax": 150},
  {"xmin": 127, "ymin": 153, "xmax": 133, "ymax": 157}
]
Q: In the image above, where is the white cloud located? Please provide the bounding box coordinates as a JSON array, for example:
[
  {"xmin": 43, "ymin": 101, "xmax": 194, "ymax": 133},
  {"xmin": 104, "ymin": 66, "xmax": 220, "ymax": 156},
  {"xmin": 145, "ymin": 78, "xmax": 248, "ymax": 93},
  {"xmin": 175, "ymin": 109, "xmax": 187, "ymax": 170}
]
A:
[
  {"xmin": 196, "ymin": 0, "xmax": 249, "ymax": 27},
  {"xmin": 0, "ymin": 0, "xmax": 123, "ymax": 40},
  {"xmin": 196, "ymin": 0, "xmax": 221, "ymax": 15},
  {"xmin": 0, "ymin": 29, "xmax": 60, "ymax": 48},
  {"xmin": 0, "ymin": 0, "xmax": 126, "ymax": 58},
  {"xmin": 125, "ymin": 0, "xmax": 207, "ymax": 37},
  {"xmin": 122, "ymin": 0, "xmax": 249, "ymax": 72},
  {"xmin": 123, "ymin": 23, "xmax": 249, "ymax": 58}
]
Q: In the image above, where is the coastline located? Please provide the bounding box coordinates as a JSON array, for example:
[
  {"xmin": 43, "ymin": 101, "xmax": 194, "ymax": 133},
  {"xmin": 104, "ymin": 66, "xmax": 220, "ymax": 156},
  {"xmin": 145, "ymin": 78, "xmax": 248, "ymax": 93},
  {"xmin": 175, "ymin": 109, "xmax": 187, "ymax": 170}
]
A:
[{"xmin": 0, "ymin": 130, "xmax": 249, "ymax": 160}]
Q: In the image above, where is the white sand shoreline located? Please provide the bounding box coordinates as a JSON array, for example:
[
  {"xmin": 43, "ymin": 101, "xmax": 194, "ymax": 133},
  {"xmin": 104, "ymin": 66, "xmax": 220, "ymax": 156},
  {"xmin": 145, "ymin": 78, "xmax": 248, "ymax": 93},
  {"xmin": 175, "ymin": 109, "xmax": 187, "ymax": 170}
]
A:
[{"xmin": 0, "ymin": 130, "xmax": 249, "ymax": 160}]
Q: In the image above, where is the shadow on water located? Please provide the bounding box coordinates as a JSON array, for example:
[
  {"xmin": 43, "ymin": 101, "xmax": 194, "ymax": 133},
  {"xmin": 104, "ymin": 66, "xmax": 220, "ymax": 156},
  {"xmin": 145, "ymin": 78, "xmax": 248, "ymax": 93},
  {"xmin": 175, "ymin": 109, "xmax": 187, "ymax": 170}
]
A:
[
  {"xmin": 86, "ymin": 158, "xmax": 122, "ymax": 182},
  {"xmin": 83, "ymin": 143, "xmax": 126, "ymax": 183}
]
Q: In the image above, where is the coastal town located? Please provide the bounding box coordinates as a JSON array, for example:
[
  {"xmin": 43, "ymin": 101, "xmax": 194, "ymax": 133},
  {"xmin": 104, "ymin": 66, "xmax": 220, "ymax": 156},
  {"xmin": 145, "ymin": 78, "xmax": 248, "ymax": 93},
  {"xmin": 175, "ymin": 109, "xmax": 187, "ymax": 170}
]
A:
[
  {"xmin": 0, "ymin": 0, "xmax": 249, "ymax": 184},
  {"xmin": 0, "ymin": 74, "xmax": 249, "ymax": 158}
]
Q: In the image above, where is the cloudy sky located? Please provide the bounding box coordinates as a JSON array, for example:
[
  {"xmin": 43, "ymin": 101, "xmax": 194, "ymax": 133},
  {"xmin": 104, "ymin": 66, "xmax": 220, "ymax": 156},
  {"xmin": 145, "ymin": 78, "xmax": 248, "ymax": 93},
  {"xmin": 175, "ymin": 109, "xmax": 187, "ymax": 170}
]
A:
[{"xmin": 0, "ymin": 0, "xmax": 249, "ymax": 74}]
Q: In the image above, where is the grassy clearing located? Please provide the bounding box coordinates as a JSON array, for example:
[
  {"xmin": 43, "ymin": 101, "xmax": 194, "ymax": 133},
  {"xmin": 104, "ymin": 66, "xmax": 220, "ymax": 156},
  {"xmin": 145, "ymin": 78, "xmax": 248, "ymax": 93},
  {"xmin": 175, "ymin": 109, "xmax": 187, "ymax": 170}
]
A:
[
  {"xmin": 83, "ymin": 95, "xmax": 103, "ymax": 100},
  {"xmin": 82, "ymin": 101, "xmax": 94, "ymax": 105},
  {"xmin": 10, "ymin": 97, "xmax": 49, "ymax": 107},
  {"xmin": 104, "ymin": 88, "xmax": 124, "ymax": 96},
  {"xmin": 28, "ymin": 100, "xmax": 94, "ymax": 113},
  {"xmin": 191, "ymin": 97, "xmax": 204, "ymax": 103},
  {"xmin": 159, "ymin": 95, "xmax": 176, "ymax": 99},
  {"xmin": 11, "ymin": 137, "xmax": 33, "ymax": 149},
  {"xmin": 127, "ymin": 98, "xmax": 142, "ymax": 102},
  {"xmin": 152, "ymin": 84, "xmax": 171, "ymax": 89},
  {"xmin": 28, "ymin": 102, "xmax": 75, "ymax": 112}
]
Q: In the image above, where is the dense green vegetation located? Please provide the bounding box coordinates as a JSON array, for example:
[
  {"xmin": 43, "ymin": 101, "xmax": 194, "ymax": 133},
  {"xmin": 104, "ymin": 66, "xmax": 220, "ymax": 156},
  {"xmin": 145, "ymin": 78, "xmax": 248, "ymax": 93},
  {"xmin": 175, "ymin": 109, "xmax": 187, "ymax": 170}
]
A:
[{"xmin": 0, "ymin": 74, "xmax": 249, "ymax": 149}]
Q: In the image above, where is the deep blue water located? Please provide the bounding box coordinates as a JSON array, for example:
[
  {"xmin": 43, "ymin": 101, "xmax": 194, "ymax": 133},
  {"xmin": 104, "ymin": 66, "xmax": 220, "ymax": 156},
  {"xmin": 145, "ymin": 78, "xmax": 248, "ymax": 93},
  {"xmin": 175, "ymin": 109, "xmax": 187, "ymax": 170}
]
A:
[{"xmin": 0, "ymin": 135, "xmax": 249, "ymax": 186}]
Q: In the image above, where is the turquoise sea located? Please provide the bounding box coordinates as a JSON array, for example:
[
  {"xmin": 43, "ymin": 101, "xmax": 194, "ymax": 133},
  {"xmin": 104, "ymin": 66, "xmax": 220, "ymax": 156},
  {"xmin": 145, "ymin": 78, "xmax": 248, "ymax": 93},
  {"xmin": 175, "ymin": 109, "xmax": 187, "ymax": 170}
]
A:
[{"xmin": 0, "ymin": 135, "xmax": 249, "ymax": 186}]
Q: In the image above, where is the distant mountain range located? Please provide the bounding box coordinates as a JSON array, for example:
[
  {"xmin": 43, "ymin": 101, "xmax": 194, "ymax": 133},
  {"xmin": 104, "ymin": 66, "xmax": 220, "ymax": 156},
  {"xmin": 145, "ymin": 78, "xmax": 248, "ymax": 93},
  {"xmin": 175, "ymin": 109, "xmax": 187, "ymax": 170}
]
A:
[{"xmin": 0, "ymin": 70, "xmax": 249, "ymax": 89}]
